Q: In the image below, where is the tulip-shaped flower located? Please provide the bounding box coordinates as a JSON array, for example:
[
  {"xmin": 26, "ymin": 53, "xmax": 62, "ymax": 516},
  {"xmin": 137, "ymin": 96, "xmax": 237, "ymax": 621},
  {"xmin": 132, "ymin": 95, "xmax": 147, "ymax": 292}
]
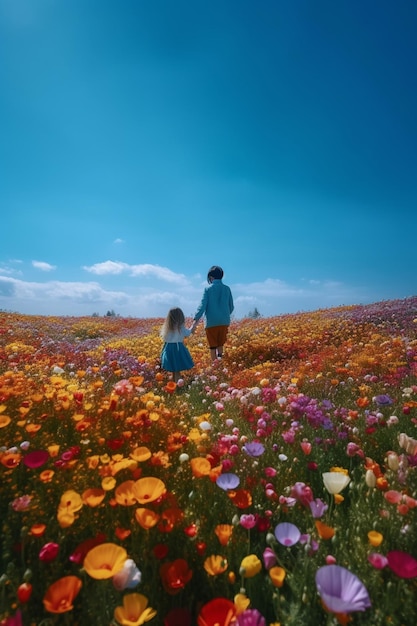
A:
[
  {"xmin": 322, "ymin": 472, "xmax": 351, "ymax": 494},
  {"xmin": 315, "ymin": 564, "xmax": 371, "ymax": 614}
]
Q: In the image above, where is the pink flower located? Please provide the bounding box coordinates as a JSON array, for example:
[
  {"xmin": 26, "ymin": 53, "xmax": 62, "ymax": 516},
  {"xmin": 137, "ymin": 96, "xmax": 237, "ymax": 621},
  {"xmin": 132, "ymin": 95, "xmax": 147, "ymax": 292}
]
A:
[
  {"xmin": 11, "ymin": 495, "xmax": 33, "ymax": 512},
  {"xmin": 290, "ymin": 482, "xmax": 313, "ymax": 507},
  {"xmin": 240, "ymin": 514, "xmax": 257, "ymax": 530},
  {"xmin": 368, "ymin": 553, "xmax": 388, "ymax": 569}
]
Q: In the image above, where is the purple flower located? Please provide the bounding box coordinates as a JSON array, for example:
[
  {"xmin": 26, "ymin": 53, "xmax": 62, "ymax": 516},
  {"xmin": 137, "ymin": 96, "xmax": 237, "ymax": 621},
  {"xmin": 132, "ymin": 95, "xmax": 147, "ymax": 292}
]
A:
[
  {"xmin": 236, "ymin": 609, "xmax": 266, "ymax": 626},
  {"xmin": 274, "ymin": 522, "xmax": 301, "ymax": 547},
  {"xmin": 242, "ymin": 442, "xmax": 265, "ymax": 457},
  {"xmin": 216, "ymin": 473, "xmax": 240, "ymax": 491},
  {"xmin": 309, "ymin": 498, "xmax": 328, "ymax": 519},
  {"xmin": 315, "ymin": 565, "xmax": 371, "ymax": 613},
  {"xmin": 373, "ymin": 394, "xmax": 393, "ymax": 406}
]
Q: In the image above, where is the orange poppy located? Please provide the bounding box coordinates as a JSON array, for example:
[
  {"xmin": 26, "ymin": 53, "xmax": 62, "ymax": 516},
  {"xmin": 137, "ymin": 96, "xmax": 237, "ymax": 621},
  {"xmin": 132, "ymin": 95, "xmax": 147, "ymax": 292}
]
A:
[
  {"xmin": 132, "ymin": 476, "xmax": 166, "ymax": 504},
  {"xmin": 215, "ymin": 524, "xmax": 234, "ymax": 546},
  {"xmin": 30, "ymin": 523, "xmax": 47, "ymax": 537},
  {"xmin": 115, "ymin": 480, "xmax": 138, "ymax": 506},
  {"xmin": 269, "ymin": 566, "xmax": 286, "ymax": 588},
  {"xmin": 315, "ymin": 520, "xmax": 335, "ymax": 540},
  {"xmin": 83, "ymin": 543, "xmax": 127, "ymax": 579},
  {"xmin": 114, "ymin": 592, "xmax": 156, "ymax": 625},
  {"xmin": 204, "ymin": 555, "xmax": 228, "ymax": 576},
  {"xmin": 135, "ymin": 508, "xmax": 160, "ymax": 529},
  {"xmin": 190, "ymin": 457, "xmax": 212, "ymax": 477},
  {"xmin": 0, "ymin": 451, "xmax": 21, "ymax": 469},
  {"xmin": 82, "ymin": 488, "xmax": 106, "ymax": 507},
  {"xmin": 43, "ymin": 576, "xmax": 82, "ymax": 614}
]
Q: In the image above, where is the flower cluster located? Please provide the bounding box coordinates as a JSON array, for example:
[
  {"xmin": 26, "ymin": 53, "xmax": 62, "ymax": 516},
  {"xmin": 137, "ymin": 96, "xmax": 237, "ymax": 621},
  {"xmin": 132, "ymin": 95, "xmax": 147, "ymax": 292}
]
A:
[{"xmin": 0, "ymin": 297, "xmax": 417, "ymax": 625}]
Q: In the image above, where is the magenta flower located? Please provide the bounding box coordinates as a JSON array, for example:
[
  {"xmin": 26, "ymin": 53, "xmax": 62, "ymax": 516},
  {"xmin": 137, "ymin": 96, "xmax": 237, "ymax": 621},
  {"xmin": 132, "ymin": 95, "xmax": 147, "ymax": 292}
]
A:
[
  {"xmin": 274, "ymin": 522, "xmax": 301, "ymax": 547},
  {"xmin": 236, "ymin": 608, "xmax": 266, "ymax": 625},
  {"xmin": 23, "ymin": 450, "xmax": 49, "ymax": 469},
  {"xmin": 387, "ymin": 551, "xmax": 417, "ymax": 578},
  {"xmin": 262, "ymin": 547, "xmax": 277, "ymax": 569},
  {"xmin": 216, "ymin": 472, "xmax": 240, "ymax": 491},
  {"xmin": 2, "ymin": 611, "xmax": 22, "ymax": 626},
  {"xmin": 240, "ymin": 514, "xmax": 257, "ymax": 530},
  {"xmin": 315, "ymin": 565, "xmax": 371, "ymax": 613},
  {"xmin": 39, "ymin": 542, "xmax": 60, "ymax": 563}
]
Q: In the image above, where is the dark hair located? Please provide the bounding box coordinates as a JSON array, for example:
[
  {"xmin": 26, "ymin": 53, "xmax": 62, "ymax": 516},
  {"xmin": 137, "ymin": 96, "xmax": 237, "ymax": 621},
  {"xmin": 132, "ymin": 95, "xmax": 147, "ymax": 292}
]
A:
[{"xmin": 207, "ymin": 265, "xmax": 224, "ymax": 283}]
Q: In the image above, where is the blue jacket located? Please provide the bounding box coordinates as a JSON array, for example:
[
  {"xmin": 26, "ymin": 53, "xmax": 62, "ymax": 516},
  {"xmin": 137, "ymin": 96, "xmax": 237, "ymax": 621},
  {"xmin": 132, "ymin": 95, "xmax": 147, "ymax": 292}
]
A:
[{"xmin": 194, "ymin": 279, "xmax": 234, "ymax": 328}]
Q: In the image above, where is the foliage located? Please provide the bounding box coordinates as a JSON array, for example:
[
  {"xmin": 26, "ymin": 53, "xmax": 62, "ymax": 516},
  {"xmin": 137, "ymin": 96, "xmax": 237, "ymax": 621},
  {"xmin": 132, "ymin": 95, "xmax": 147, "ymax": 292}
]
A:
[{"xmin": 0, "ymin": 297, "xmax": 417, "ymax": 625}]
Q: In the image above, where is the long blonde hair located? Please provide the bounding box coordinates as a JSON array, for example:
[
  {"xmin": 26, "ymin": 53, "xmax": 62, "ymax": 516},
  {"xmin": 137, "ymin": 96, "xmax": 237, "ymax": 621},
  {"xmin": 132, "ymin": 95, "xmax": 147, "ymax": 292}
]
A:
[{"xmin": 160, "ymin": 307, "xmax": 185, "ymax": 339}]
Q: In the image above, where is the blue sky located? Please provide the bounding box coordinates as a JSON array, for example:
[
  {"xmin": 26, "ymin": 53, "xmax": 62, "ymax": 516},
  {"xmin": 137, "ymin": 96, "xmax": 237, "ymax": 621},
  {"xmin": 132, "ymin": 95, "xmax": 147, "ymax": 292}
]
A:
[{"xmin": 1, "ymin": 0, "xmax": 416, "ymax": 319}]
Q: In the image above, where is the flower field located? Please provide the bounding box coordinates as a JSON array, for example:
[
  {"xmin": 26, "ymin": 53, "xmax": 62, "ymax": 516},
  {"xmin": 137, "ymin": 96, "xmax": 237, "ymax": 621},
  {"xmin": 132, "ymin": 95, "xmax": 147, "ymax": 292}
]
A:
[{"xmin": 1, "ymin": 297, "xmax": 417, "ymax": 626}]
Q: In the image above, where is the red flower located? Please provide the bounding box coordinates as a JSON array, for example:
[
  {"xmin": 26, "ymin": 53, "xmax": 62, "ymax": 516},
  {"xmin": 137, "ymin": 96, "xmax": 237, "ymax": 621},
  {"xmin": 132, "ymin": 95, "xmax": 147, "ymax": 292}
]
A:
[
  {"xmin": 159, "ymin": 559, "xmax": 193, "ymax": 594},
  {"xmin": 197, "ymin": 598, "xmax": 236, "ymax": 626}
]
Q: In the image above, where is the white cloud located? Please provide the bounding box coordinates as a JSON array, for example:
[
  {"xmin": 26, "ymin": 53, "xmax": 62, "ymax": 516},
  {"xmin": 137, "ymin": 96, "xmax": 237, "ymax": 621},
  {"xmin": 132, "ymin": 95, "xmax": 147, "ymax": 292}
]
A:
[
  {"xmin": 32, "ymin": 261, "xmax": 56, "ymax": 272},
  {"xmin": 83, "ymin": 261, "xmax": 189, "ymax": 285},
  {"xmin": 0, "ymin": 268, "xmax": 371, "ymax": 319},
  {"xmin": 113, "ymin": 238, "xmax": 124, "ymax": 244}
]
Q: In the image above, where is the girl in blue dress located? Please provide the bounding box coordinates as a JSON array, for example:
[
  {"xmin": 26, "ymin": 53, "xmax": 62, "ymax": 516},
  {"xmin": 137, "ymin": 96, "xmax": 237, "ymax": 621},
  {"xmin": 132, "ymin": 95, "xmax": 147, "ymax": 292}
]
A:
[{"xmin": 160, "ymin": 307, "xmax": 194, "ymax": 382}]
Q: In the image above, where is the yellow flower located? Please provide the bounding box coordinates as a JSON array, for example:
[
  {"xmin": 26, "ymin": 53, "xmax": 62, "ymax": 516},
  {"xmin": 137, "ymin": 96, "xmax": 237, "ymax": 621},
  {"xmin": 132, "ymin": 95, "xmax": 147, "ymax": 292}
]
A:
[
  {"xmin": 368, "ymin": 530, "xmax": 383, "ymax": 547},
  {"xmin": 234, "ymin": 592, "xmax": 250, "ymax": 614},
  {"xmin": 114, "ymin": 593, "xmax": 157, "ymax": 626},
  {"xmin": 330, "ymin": 466, "xmax": 349, "ymax": 475},
  {"xmin": 240, "ymin": 554, "xmax": 262, "ymax": 578},
  {"xmin": 84, "ymin": 543, "xmax": 127, "ymax": 579}
]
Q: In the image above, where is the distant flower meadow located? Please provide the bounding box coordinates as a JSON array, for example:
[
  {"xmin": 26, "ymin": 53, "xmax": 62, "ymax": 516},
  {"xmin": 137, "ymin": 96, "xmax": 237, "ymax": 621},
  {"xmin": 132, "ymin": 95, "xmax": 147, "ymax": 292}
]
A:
[{"xmin": 1, "ymin": 297, "xmax": 417, "ymax": 626}]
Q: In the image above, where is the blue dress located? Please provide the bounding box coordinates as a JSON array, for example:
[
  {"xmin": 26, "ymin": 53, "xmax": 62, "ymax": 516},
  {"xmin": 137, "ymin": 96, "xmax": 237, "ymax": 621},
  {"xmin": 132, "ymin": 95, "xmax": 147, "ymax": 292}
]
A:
[{"xmin": 161, "ymin": 326, "xmax": 194, "ymax": 373}]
